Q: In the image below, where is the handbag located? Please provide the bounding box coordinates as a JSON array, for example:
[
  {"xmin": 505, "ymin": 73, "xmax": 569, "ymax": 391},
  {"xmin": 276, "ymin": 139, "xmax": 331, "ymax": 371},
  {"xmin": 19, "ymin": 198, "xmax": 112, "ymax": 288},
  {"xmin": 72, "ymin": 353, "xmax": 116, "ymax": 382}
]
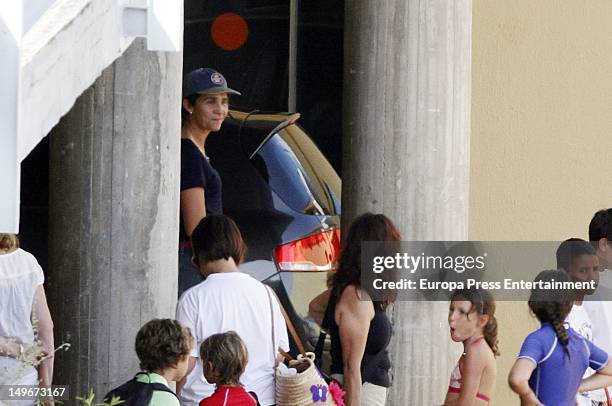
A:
[{"xmin": 264, "ymin": 286, "xmax": 341, "ymax": 406}]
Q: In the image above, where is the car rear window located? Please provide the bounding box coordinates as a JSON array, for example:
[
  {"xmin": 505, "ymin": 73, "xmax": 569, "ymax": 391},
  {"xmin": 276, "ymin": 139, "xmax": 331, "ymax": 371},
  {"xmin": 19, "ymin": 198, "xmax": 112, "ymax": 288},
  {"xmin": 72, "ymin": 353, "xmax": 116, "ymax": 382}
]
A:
[{"xmin": 248, "ymin": 124, "xmax": 341, "ymax": 215}]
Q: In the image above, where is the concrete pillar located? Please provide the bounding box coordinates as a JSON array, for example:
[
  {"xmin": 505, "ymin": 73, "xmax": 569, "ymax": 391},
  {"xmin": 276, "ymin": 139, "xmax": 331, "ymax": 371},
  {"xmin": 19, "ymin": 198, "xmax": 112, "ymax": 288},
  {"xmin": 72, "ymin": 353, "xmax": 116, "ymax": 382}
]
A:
[
  {"xmin": 343, "ymin": 0, "xmax": 471, "ymax": 404},
  {"xmin": 47, "ymin": 39, "xmax": 182, "ymax": 398}
]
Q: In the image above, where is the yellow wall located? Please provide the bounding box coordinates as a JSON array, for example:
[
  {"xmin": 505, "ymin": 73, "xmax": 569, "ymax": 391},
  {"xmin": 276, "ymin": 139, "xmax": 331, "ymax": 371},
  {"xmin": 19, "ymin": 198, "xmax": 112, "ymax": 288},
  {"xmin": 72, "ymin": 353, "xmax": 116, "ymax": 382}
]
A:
[{"xmin": 471, "ymin": 1, "xmax": 612, "ymax": 403}]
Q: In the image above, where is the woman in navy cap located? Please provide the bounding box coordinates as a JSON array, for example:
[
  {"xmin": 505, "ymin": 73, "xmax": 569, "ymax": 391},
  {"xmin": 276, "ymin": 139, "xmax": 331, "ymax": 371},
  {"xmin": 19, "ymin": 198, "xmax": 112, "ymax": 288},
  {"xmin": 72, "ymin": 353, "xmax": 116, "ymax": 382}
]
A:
[{"xmin": 178, "ymin": 68, "xmax": 240, "ymax": 296}]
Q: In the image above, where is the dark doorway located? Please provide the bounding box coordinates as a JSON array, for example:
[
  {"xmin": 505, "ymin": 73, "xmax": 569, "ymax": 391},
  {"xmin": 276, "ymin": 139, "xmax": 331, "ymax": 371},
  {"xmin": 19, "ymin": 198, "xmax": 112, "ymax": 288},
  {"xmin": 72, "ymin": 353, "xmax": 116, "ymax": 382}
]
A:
[
  {"xmin": 184, "ymin": 0, "xmax": 344, "ymax": 173},
  {"xmin": 19, "ymin": 137, "xmax": 49, "ymax": 271}
]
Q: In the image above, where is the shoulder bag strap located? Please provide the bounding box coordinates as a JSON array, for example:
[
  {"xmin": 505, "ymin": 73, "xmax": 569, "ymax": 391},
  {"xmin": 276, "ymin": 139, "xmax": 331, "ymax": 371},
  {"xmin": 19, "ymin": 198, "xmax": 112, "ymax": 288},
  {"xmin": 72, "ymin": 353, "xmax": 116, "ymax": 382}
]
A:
[
  {"xmin": 265, "ymin": 285, "xmax": 306, "ymax": 356},
  {"xmin": 314, "ymin": 291, "xmax": 334, "ymax": 366},
  {"xmin": 264, "ymin": 285, "xmax": 279, "ymax": 367}
]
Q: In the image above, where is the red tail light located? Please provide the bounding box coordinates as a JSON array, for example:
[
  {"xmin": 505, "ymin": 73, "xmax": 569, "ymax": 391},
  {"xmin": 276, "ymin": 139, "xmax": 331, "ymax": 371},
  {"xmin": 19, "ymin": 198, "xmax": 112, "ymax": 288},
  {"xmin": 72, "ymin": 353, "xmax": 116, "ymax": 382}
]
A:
[{"xmin": 274, "ymin": 229, "xmax": 341, "ymax": 272}]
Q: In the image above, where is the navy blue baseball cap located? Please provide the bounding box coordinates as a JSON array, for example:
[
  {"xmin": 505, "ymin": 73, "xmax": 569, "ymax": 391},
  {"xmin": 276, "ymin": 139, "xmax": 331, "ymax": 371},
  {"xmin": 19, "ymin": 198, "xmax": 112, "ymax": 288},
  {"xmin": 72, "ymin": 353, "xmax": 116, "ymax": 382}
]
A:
[{"xmin": 182, "ymin": 68, "xmax": 241, "ymax": 98}]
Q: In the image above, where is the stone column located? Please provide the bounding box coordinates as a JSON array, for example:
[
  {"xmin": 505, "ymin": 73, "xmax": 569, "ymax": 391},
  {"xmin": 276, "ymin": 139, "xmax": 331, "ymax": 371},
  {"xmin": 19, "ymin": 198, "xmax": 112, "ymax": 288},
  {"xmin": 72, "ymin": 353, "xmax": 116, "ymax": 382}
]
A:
[
  {"xmin": 48, "ymin": 39, "xmax": 182, "ymax": 398},
  {"xmin": 343, "ymin": 0, "xmax": 471, "ymax": 404}
]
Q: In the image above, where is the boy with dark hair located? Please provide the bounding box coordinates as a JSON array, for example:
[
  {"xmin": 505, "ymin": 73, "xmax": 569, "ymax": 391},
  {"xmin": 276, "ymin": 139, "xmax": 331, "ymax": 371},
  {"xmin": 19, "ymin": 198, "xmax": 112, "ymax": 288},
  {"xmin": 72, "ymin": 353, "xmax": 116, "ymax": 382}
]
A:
[
  {"xmin": 556, "ymin": 238, "xmax": 600, "ymax": 298},
  {"xmin": 556, "ymin": 238, "xmax": 599, "ymax": 334},
  {"xmin": 189, "ymin": 214, "xmax": 246, "ymax": 267},
  {"xmin": 104, "ymin": 319, "xmax": 194, "ymax": 406},
  {"xmin": 587, "ymin": 208, "xmax": 612, "ymax": 404},
  {"xmin": 557, "ymin": 238, "xmax": 601, "ymax": 405},
  {"xmin": 590, "ymin": 208, "xmax": 612, "ymax": 278}
]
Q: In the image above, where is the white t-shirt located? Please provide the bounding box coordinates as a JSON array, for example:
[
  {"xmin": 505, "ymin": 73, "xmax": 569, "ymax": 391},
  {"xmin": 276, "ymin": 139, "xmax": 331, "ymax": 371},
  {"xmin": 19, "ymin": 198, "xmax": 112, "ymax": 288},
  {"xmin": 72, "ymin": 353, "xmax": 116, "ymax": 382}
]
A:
[
  {"xmin": 0, "ymin": 248, "xmax": 44, "ymax": 386},
  {"xmin": 566, "ymin": 303, "xmax": 593, "ymax": 341},
  {"xmin": 566, "ymin": 303, "xmax": 596, "ymax": 406},
  {"xmin": 176, "ymin": 272, "xmax": 289, "ymax": 406},
  {"xmin": 585, "ymin": 271, "xmax": 612, "ymax": 402},
  {"xmin": 585, "ymin": 271, "xmax": 612, "ymax": 353}
]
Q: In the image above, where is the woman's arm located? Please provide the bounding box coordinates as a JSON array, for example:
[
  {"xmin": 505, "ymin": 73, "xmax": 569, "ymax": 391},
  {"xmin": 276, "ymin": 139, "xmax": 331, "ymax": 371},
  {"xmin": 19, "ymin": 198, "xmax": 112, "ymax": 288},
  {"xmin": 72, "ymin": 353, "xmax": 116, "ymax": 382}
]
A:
[
  {"xmin": 0, "ymin": 336, "xmax": 49, "ymax": 364},
  {"xmin": 578, "ymin": 359, "xmax": 612, "ymax": 392},
  {"xmin": 180, "ymin": 188, "xmax": 206, "ymax": 237},
  {"xmin": 508, "ymin": 359, "xmax": 543, "ymax": 406},
  {"xmin": 336, "ymin": 286, "xmax": 374, "ymax": 406},
  {"xmin": 308, "ymin": 288, "xmax": 331, "ymax": 326},
  {"xmin": 33, "ymin": 285, "xmax": 54, "ymax": 386},
  {"xmin": 454, "ymin": 344, "xmax": 486, "ymax": 406},
  {"xmin": 0, "ymin": 337, "xmax": 22, "ymax": 358}
]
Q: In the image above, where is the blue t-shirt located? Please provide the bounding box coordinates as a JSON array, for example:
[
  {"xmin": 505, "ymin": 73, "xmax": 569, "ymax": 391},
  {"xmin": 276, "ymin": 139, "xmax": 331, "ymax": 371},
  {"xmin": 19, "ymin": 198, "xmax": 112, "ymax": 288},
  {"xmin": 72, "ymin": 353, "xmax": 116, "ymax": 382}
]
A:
[
  {"xmin": 518, "ymin": 323, "xmax": 609, "ymax": 406},
  {"xmin": 180, "ymin": 139, "xmax": 223, "ymax": 241}
]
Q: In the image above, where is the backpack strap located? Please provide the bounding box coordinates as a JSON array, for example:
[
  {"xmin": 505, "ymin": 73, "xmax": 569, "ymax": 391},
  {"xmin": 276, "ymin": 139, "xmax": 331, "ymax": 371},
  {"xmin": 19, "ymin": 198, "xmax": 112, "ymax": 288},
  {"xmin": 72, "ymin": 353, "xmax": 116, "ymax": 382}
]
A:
[
  {"xmin": 136, "ymin": 372, "xmax": 179, "ymax": 399},
  {"xmin": 149, "ymin": 382, "xmax": 179, "ymax": 398}
]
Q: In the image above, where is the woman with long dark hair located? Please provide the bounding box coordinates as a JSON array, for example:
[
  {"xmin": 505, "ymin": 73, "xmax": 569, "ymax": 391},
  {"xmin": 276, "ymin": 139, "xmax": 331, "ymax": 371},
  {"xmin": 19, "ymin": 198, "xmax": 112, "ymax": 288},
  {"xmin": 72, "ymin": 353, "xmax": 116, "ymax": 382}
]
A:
[{"xmin": 326, "ymin": 213, "xmax": 400, "ymax": 406}]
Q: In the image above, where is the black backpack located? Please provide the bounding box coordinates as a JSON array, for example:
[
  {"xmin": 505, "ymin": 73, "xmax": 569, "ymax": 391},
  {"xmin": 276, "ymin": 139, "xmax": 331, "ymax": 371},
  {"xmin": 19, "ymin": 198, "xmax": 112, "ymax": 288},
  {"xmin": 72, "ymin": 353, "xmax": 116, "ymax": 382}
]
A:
[{"xmin": 103, "ymin": 373, "xmax": 178, "ymax": 405}]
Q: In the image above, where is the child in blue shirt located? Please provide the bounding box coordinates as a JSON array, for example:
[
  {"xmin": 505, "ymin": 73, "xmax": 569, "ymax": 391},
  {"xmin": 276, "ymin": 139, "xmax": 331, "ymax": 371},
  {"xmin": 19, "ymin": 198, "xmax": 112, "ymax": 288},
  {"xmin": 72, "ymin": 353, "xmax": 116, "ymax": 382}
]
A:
[{"xmin": 508, "ymin": 269, "xmax": 612, "ymax": 406}]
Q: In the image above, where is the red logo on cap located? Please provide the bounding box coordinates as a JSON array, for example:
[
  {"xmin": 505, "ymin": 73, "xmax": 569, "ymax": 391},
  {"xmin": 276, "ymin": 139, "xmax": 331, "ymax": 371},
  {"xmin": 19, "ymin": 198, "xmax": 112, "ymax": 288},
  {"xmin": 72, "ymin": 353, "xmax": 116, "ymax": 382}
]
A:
[{"xmin": 211, "ymin": 73, "xmax": 224, "ymax": 85}]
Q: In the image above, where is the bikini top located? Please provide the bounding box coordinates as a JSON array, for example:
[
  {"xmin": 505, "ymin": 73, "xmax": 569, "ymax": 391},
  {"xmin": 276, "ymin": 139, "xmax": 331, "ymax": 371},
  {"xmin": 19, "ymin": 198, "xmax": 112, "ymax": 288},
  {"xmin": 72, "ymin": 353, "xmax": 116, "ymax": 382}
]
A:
[{"xmin": 447, "ymin": 337, "xmax": 491, "ymax": 403}]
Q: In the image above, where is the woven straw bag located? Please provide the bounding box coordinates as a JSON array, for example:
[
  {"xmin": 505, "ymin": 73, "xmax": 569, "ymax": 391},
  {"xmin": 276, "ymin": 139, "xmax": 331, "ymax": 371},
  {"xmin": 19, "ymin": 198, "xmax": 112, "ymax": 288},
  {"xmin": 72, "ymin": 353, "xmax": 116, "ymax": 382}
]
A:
[
  {"xmin": 265, "ymin": 286, "xmax": 337, "ymax": 406},
  {"xmin": 275, "ymin": 352, "xmax": 335, "ymax": 406}
]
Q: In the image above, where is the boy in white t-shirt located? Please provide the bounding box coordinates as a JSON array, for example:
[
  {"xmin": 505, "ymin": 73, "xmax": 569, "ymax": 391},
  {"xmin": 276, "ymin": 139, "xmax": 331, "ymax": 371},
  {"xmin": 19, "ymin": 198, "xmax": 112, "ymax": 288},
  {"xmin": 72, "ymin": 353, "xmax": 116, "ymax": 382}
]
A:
[
  {"xmin": 557, "ymin": 238, "xmax": 601, "ymax": 405},
  {"xmin": 585, "ymin": 209, "xmax": 612, "ymax": 405}
]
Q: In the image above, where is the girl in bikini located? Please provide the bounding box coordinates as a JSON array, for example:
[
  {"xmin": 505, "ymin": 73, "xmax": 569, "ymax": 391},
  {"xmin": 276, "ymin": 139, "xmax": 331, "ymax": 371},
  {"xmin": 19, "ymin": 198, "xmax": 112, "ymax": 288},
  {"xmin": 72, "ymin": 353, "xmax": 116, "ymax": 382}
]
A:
[{"xmin": 444, "ymin": 288, "xmax": 498, "ymax": 406}]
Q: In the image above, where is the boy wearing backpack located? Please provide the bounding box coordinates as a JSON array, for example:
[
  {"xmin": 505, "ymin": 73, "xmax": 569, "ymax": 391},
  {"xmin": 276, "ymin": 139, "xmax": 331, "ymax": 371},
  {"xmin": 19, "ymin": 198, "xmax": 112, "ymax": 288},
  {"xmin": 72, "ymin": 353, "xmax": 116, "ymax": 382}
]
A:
[{"xmin": 104, "ymin": 319, "xmax": 195, "ymax": 405}]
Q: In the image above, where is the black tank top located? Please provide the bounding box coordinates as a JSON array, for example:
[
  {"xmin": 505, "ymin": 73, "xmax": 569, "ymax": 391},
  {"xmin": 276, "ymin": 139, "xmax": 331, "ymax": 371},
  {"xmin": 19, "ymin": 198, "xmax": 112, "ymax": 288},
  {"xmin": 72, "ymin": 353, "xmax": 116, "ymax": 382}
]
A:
[{"xmin": 325, "ymin": 287, "xmax": 393, "ymax": 387}]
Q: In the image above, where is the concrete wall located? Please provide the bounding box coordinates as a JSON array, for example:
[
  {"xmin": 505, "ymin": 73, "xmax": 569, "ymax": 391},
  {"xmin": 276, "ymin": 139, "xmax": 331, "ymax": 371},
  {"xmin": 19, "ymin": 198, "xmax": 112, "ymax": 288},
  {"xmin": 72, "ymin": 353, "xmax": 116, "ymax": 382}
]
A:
[
  {"xmin": 24, "ymin": 0, "xmax": 56, "ymax": 32},
  {"xmin": 470, "ymin": 1, "xmax": 612, "ymax": 403},
  {"xmin": 20, "ymin": 0, "xmax": 138, "ymax": 162}
]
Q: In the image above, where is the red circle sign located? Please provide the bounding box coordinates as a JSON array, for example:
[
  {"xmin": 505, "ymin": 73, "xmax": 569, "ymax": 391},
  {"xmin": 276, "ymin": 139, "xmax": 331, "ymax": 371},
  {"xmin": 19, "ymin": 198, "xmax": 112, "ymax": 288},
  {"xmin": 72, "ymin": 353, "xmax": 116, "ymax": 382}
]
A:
[{"xmin": 211, "ymin": 12, "xmax": 249, "ymax": 51}]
